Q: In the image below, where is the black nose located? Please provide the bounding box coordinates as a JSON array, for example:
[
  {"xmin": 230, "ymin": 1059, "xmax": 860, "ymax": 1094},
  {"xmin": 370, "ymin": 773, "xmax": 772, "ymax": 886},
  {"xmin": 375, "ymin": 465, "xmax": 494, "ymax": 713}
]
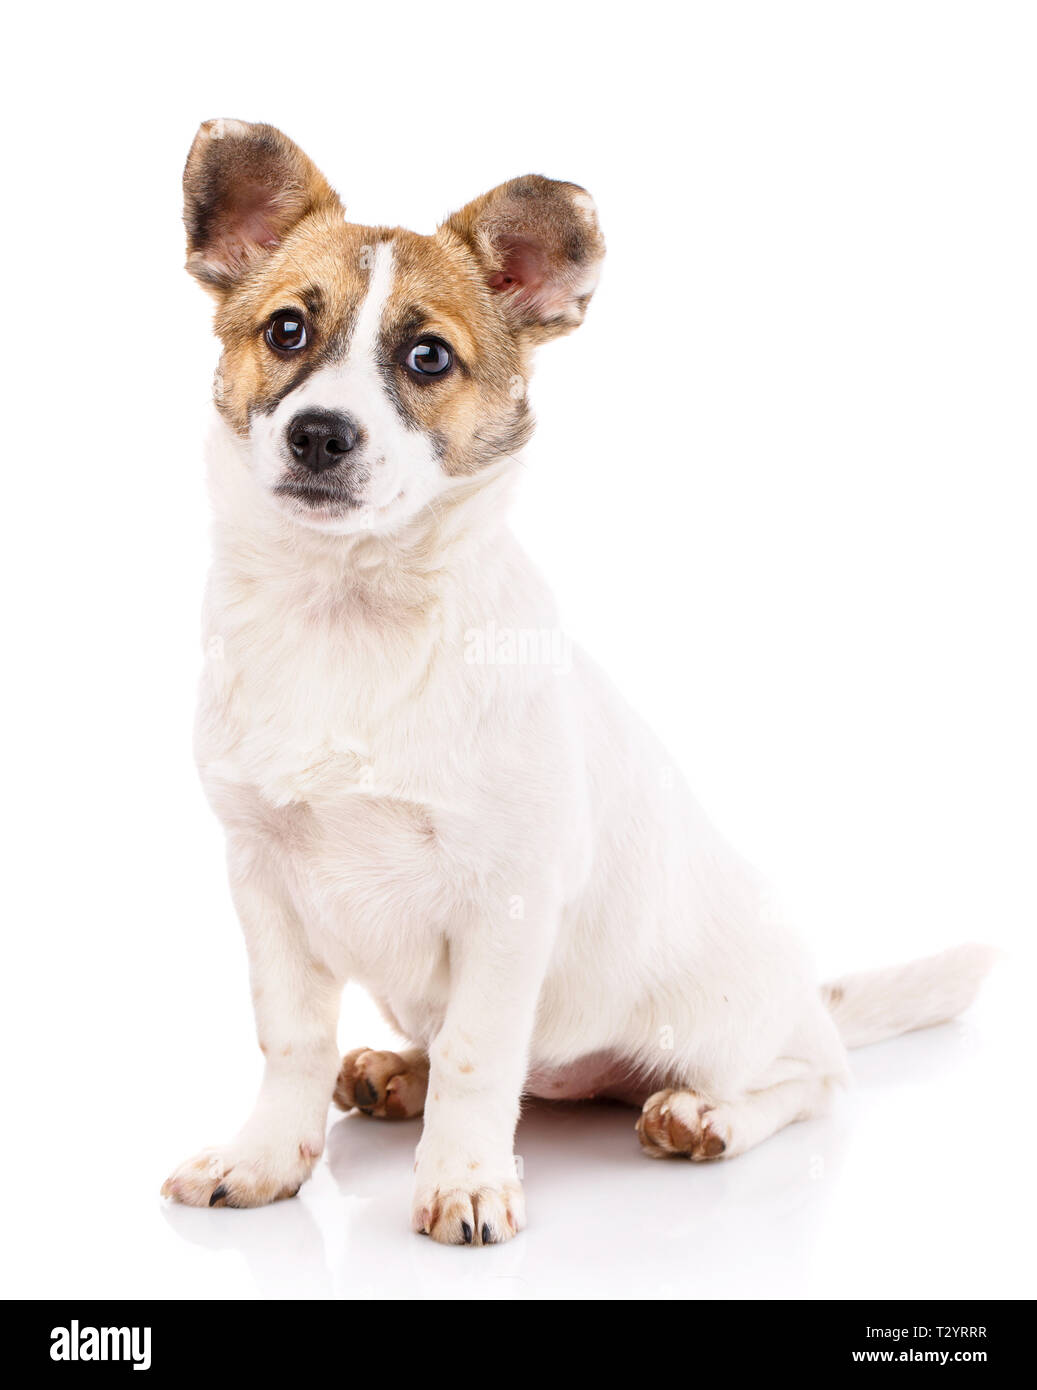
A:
[{"xmin": 287, "ymin": 410, "xmax": 359, "ymax": 472}]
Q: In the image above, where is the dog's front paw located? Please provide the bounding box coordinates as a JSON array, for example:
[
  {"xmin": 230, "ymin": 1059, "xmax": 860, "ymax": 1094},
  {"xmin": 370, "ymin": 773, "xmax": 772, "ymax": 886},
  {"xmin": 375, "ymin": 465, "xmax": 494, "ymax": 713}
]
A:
[
  {"xmin": 412, "ymin": 1170, "xmax": 525, "ymax": 1246},
  {"xmin": 161, "ymin": 1135, "xmax": 322, "ymax": 1208}
]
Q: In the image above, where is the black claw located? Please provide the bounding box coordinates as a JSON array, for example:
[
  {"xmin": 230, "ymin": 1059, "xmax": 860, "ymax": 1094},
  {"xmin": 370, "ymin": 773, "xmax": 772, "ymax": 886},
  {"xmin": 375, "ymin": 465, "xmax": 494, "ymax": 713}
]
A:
[
  {"xmin": 461, "ymin": 1220, "xmax": 473, "ymax": 1244},
  {"xmin": 354, "ymin": 1078, "xmax": 377, "ymax": 1110},
  {"xmin": 481, "ymin": 1222, "xmax": 492, "ymax": 1245},
  {"xmin": 209, "ymin": 1184, "xmax": 227, "ymax": 1207}
]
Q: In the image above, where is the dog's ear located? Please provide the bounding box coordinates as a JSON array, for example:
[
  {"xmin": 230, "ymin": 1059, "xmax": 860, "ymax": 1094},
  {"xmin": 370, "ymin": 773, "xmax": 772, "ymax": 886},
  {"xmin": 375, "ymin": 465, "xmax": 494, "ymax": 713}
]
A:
[
  {"xmin": 441, "ymin": 176, "xmax": 605, "ymax": 343},
  {"xmin": 183, "ymin": 119, "xmax": 340, "ymax": 292}
]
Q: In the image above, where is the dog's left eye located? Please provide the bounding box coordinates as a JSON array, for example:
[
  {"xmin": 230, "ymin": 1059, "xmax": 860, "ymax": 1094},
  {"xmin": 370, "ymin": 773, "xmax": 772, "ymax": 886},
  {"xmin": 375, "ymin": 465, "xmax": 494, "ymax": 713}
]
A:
[
  {"xmin": 266, "ymin": 311, "xmax": 308, "ymax": 353},
  {"xmin": 405, "ymin": 338, "xmax": 452, "ymax": 377}
]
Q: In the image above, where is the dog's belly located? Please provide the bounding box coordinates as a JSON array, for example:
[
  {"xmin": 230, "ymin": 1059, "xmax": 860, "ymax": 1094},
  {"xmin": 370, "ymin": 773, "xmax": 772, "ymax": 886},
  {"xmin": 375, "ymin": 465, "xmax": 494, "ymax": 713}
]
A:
[{"xmin": 524, "ymin": 1052, "xmax": 646, "ymax": 1105}]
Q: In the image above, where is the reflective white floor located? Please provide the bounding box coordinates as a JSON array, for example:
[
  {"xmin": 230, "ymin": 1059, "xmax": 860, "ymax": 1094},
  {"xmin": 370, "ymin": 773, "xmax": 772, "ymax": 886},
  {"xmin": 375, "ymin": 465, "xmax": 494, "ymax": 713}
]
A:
[{"xmin": 10, "ymin": 965, "xmax": 1032, "ymax": 1301}]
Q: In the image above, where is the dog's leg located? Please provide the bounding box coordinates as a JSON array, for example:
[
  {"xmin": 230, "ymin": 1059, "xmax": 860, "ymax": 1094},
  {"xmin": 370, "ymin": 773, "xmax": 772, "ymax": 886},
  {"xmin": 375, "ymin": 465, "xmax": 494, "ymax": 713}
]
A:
[
  {"xmin": 334, "ymin": 1046, "xmax": 429, "ymax": 1118},
  {"xmin": 637, "ymin": 1073, "xmax": 835, "ymax": 1161},
  {"xmin": 410, "ymin": 910, "xmax": 553, "ymax": 1246},
  {"xmin": 162, "ymin": 855, "xmax": 342, "ymax": 1208}
]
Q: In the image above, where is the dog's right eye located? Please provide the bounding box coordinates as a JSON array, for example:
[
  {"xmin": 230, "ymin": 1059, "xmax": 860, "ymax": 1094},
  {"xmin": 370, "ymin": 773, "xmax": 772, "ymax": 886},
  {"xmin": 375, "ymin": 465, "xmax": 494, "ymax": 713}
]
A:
[{"xmin": 266, "ymin": 311, "xmax": 308, "ymax": 353}]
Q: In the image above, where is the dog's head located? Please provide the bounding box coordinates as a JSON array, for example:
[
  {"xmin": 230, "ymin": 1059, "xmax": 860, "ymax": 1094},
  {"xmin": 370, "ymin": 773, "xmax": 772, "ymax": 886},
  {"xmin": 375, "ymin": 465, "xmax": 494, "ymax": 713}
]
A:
[{"xmin": 183, "ymin": 120, "xmax": 604, "ymax": 535}]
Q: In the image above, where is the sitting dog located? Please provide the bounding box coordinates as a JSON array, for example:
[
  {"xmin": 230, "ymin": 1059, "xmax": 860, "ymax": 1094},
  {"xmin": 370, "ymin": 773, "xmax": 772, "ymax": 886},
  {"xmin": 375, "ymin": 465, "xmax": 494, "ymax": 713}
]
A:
[{"xmin": 162, "ymin": 119, "xmax": 993, "ymax": 1244}]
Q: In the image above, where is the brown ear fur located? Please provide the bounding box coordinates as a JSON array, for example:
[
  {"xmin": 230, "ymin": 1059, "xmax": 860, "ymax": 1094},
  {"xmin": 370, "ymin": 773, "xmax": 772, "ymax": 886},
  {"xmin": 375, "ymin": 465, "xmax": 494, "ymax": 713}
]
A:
[
  {"xmin": 183, "ymin": 119, "xmax": 340, "ymax": 292},
  {"xmin": 441, "ymin": 175, "xmax": 605, "ymax": 343}
]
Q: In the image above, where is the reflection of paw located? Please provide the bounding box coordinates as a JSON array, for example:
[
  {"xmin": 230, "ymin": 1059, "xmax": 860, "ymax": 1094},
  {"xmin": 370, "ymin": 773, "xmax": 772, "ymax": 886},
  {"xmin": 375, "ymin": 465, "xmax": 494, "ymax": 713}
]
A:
[
  {"xmin": 161, "ymin": 1136, "xmax": 321, "ymax": 1208},
  {"xmin": 636, "ymin": 1089, "xmax": 729, "ymax": 1160},
  {"xmin": 334, "ymin": 1047, "xmax": 428, "ymax": 1119},
  {"xmin": 412, "ymin": 1175, "xmax": 525, "ymax": 1246}
]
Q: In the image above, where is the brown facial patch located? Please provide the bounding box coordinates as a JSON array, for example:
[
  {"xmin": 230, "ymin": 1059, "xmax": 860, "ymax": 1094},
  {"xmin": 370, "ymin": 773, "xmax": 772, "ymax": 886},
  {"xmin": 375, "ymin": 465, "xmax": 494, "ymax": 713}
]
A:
[
  {"xmin": 210, "ymin": 212, "xmax": 380, "ymax": 435},
  {"xmin": 374, "ymin": 229, "xmax": 534, "ymax": 476}
]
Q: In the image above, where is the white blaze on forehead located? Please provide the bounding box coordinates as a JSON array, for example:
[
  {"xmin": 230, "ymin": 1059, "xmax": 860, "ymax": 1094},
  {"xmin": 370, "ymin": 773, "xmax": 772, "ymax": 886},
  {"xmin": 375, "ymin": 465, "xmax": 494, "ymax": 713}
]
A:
[
  {"xmin": 350, "ymin": 239, "xmax": 396, "ymax": 366},
  {"xmin": 283, "ymin": 238, "xmax": 397, "ymax": 416}
]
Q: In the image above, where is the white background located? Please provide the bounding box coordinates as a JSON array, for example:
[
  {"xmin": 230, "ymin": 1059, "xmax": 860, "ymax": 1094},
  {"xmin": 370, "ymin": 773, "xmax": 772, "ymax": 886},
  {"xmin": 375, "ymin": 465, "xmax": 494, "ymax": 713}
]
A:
[{"xmin": 2, "ymin": 1, "xmax": 1034, "ymax": 1300}]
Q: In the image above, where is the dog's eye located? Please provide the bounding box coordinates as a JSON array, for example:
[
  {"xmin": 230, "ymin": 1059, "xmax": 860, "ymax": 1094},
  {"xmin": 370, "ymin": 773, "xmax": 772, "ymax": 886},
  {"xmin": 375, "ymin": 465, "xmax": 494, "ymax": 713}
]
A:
[
  {"xmin": 405, "ymin": 338, "xmax": 452, "ymax": 377},
  {"xmin": 266, "ymin": 311, "xmax": 308, "ymax": 353}
]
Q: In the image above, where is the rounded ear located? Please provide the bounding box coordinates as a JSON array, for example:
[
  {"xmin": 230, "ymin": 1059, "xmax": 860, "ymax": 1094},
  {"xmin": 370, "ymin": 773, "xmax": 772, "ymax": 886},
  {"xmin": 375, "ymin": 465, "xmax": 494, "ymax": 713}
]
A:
[
  {"xmin": 441, "ymin": 175, "xmax": 605, "ymax": 343},
  {"xmin": 182, "ymin": 119, "xmax": 341, "ymax": 292}
]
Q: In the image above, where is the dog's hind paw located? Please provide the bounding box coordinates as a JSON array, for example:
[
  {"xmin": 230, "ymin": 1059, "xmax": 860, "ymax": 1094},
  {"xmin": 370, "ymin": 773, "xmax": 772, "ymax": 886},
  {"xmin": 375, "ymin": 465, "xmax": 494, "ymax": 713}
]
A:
[
  {"xmin": 636, "ymin": 1088, "xmax": 729, "ymax": 1160},
  {"xmin": 333, "ymin": 1047, "xmax": 429, "ymax": 1119}
]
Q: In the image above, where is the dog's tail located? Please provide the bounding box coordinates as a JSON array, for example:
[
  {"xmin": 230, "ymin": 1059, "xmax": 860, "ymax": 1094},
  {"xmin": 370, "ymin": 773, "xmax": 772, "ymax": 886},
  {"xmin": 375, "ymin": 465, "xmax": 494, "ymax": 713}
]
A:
[{"xmin": 821, "ymin": 943, "xmax": 997, "ymax": 1049}]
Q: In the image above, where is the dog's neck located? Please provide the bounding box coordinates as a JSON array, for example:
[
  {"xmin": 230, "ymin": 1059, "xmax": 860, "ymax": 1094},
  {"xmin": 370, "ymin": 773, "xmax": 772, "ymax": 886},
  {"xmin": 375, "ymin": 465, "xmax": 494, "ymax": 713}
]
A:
[{"xmin": 205, "ymin": 413, "xmax": 520, "ymax": 624}]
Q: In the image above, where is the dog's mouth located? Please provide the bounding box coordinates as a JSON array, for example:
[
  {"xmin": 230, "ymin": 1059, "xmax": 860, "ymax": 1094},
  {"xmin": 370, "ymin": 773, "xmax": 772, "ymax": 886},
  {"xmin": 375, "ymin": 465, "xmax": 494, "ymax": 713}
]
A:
[
  {"xmin": 270, "ymin": 470, "xmax": 410, "ymax": 531},
  {"xmin": 273, "ymin": 480, "xmax": 365, "ymax": 512}
]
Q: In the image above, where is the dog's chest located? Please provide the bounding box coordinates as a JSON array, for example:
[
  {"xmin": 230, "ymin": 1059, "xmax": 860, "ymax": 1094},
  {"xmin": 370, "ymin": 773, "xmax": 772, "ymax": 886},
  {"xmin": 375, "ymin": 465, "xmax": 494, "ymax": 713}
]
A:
[{"xmin": 195, "ymin": 580, "xmax": 467, "ymax": 993}]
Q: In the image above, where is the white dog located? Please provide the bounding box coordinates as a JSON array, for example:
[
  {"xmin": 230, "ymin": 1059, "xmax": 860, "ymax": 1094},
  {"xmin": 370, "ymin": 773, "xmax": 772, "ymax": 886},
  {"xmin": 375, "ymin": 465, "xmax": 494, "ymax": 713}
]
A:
[{"xmin": 163, "ymin": 120, "xmax": 993, "ymax": 1244}]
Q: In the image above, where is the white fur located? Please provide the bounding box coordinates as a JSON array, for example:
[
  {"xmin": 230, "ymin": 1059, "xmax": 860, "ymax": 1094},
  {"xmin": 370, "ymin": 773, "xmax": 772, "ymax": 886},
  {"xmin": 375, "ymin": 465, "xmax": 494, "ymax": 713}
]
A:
[{"xmin": 164, "ymin": 251, "xmax": 993, "ymax": 1238}]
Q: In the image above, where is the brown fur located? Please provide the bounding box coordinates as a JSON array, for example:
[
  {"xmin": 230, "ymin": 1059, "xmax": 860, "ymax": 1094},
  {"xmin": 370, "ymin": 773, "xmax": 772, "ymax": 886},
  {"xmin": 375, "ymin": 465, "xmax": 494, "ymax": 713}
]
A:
[
  {"xmin": 184, "ymin": 119, "xmax": 339, "ymax": 290},
  {"xmin": 334, "ymin": 1047, "xmax": 429, "ymax": 1119},
  {"xmin": 637, "ymin": 1089, "xmax": 729, "ymax": 1160}
]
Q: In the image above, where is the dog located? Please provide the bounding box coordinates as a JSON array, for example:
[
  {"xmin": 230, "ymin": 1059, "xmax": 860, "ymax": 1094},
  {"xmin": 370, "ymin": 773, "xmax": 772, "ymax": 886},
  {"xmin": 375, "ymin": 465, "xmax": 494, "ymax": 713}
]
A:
[{"xmin": 162, "ymin": 119, "xmax": 994, "ymax": 1244}]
